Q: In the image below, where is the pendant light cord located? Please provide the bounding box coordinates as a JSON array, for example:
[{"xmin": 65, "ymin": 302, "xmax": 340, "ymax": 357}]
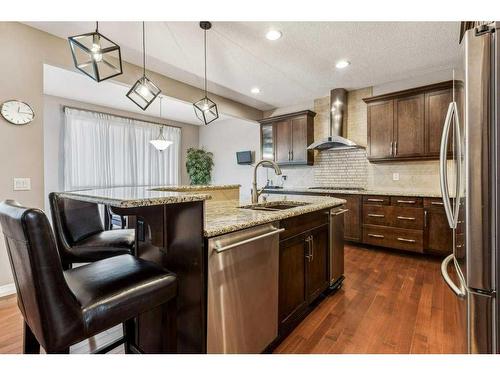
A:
[
  {"xmin": 95, "ymin": 21, "xmax": 99, "ymax": 33},
  {"xmin": 204, "ymin": 28, "xmax": 207, "ymax": 97},
  {"xmin": 142, "ymin": 21, "xmax": 146, "ymax": 77}
]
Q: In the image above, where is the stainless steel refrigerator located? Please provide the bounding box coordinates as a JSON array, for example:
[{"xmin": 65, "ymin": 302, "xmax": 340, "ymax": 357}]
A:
[{"xmin": 440, "ymin": 22, "xmax": 499, "ymax": 354}]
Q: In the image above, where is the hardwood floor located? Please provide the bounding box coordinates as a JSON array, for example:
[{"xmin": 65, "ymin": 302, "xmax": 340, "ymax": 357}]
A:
[
  {"xmin": 0, "ymin": 244, "xmax": 466, "ymax": 354},
  {"xmin": 274, "ymin": 244, "xmax": 467, "ymax": 354}
]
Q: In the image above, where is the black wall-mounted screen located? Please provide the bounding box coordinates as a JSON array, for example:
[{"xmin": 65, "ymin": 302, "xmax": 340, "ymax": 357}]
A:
[{"xmin": 236, "ymin": 151, "xmax": 253, "ymax": 165}]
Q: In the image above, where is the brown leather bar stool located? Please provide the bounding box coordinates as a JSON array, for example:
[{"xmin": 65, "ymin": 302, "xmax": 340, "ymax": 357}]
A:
[
  {"xmin": 0, "ymin": 200, "xmax": 177, "ymax": 354},
  {"xmin": 49, "ymin": 192, "xmax": 135, "ymax": 269}
]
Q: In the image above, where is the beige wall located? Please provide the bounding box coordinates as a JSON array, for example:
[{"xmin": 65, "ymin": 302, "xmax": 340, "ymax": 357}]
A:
[
  {"xmin": 0, "ymin": 22, "xmax": 262, "ymax": 288},
  {"xmin": 43, "ymin": 95, "xmax": 200, "ymax": 210}
]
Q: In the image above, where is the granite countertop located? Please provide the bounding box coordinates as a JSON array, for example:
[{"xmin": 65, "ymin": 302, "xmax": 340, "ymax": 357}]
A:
[
  {"xmin": 59, "ymin": 186, "xmax": 213, "ymax": 208},
  {"xmin": 263, "ymin": 187, "xmax": 443, "ymax": 198},
  {"xmin": 151, "ymin": 184, "xmax": 240, "ymax": 192},
  {"xmin": 204, "ymin": 194, "xmax": 345, "ymax": 238}
]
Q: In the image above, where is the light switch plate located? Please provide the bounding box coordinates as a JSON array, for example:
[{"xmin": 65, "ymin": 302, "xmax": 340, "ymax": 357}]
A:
[
  {"xmin": 392, "ymin": 173, "xmax": 400, "ymax": 181},
  {"xmin": 13, "ymin": 178, "xmax": 31, "ymax": 191}
]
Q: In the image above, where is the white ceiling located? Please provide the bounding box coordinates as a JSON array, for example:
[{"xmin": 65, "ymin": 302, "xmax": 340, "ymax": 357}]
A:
[
  {"xmin": 30, "ymin": 22, "xmax": 461, "ymax": 111},
  {"xmin": 43, "ymin": 64, "xmax": 232, "ymax": 125}
]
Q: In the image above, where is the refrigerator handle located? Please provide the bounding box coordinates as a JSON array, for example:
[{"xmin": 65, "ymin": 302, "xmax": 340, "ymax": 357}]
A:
[
  {"xmin": 441, "ymin": 254, "xmax": 467, "ymax": 299},
  {"xmin": 439, "ymin": 102, "xmax": 457, "ymax": 229}
]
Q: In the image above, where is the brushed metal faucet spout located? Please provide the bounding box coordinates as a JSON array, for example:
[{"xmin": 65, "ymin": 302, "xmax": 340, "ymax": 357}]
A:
[{"xmin": 251, "ymin": 160, "xmax": 282, "ymax": 204}]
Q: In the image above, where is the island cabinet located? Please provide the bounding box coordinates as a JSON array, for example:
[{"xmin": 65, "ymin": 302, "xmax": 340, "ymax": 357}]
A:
[
  {"xmin": 363, "ymin": 81, "xmax": 453, "ymax": 162},
  {"xmin": 329, "ymin": 194, "xmax": 362, "ymax": 242},
  {"xmin": 258, "ymin": 110, "xmax": 316, "ymax": 166},
  {"xmin": 278, "ymin": 210, "xmax": 330, "ymax": 336}
]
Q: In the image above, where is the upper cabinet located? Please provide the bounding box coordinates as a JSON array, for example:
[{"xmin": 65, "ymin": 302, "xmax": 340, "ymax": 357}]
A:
[
  {"xmin": 258, "ymin": 110, "xmax": 316, "ymax": 166},
  {"xmin": 363, "ymin": 81, "xmax": 453, "ymax": 162}
]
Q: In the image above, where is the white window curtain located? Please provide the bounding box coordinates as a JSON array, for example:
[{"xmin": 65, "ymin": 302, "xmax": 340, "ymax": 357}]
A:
[{"xmin": 64, "ymin": 108, "xmax": 180, "ymax": 190}]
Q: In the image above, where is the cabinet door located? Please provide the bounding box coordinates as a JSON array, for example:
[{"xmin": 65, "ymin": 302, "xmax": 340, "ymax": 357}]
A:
[
  {"xmin": 279, "ymin": 234, "xmax": 308, "ymax": 329},
  {"xmin": 367, "ymin": 100, "xmax": 394, "ymax": 160},
  {"xmin": 394, "ymin": 94, "xmax": 425, "ymax": 158},
  {"xmin": 291, "ymin": 116, "xmax": 308, "ymax": 163},
  {"xmin": 275, "ymin": 120, "xmax": 291, "ymax": 163},
  {"xmin": 260, "ymin": 124, "xmax": 274, "ymax": 161},
  {"xmin": 306, "ymin": 225, "xmax": 330, "ymax": 303},
  {"xmin": 331, "ymin": 194, "xmax": 361, "ymax": 242},
  {"xmin": 425, "ymin": 88, "xmax": 452, "ymax": 156},
  {"xmin": 424, "ymin": 208, "xmax": 453, "ymax": 255}
]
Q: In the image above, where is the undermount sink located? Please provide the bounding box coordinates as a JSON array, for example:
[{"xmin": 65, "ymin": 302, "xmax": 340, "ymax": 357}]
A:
[{"xmin": 240, "ymin": 201, "xmax": 311, "ymax": 211}]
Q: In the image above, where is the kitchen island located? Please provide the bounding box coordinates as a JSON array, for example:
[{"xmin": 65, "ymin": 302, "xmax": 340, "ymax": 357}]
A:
[{"xmin": 59, "ymin": 186, "xmax": 344, "ymax": 353}]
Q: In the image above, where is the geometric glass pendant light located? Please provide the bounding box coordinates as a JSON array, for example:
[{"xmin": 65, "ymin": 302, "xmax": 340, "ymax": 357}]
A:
[
  {"xmin": 68, "ymin": 22, "xmax": 123, "ymax": 82},
  {"xmin": 193, "ymin": 21, "xmax": 219, "ymax": 125},
  {"xmin": 127, "ymin": 22, "xmax": 161, "ymax": 111},
  {"xmin": 150, "ymin": 97, "xmax": 173, "ymax": 151}
]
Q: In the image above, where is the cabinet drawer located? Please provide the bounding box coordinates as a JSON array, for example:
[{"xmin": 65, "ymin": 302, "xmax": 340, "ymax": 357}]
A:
[
  {"xmin": 363, "ymin": 205, "xmax": 388, "ymax": 226},
  {"xmin": 363, "ymin": 195, "xmax": 390, "ymax": 205},
  {"xmin": 391, "ymin": 196, "xmax": 423, "ymax": 207},
  {"xmin": 280, "ymin": 210, "xmax": 329, "ymax": 241},
  {"xmin": 363, "ymin": 224, "xmax": 423, "ymax": 253},
  {"xmin": 424, "ymin": 197, "xmax": 445, "ymax": 208},
  {"xmin": 390, "ymin": 206, "xmax": 423, "ymax": 230}
]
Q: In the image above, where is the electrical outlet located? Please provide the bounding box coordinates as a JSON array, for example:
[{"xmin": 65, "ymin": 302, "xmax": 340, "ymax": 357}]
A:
[
  {"xmin": 392, "ymin": 173, "xmax": 400, "ymax": 181},
  {"xmin": 13, "ymin": 178, "xmax": 31, "ymax": 191}
]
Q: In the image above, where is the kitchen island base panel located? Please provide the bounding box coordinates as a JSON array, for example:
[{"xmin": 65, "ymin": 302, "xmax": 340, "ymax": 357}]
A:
[{"xmin": 113, "ymin": 201, "xmax": 205, "ymax": 354}]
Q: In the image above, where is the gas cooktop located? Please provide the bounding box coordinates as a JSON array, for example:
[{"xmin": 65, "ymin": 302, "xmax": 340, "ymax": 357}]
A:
[{"xmin": 309, "ymin": 186, "xmax": 365, "ymax": 191}]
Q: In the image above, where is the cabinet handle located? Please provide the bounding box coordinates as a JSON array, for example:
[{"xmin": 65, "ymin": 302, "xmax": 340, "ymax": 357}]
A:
[
  {"xmin": 305, "ymin": 235, "xmax": 312, "ymax": 262},
  {"xmin": 397, "ymin": 237, "xmax": 416, "ymax": 243},
  {"xmin": 390, "ymin": 141, "xmax": 394, "ymax": 156},
  {"xmin": 431, "ymin": 201, "xmax": 444, "ymax": 206},
  {"xmin": 310, "ymin": 235, "xmax": 314, "ymax": 261},
  {"xmin": 368, "ymin": 213, "xmax": 385, "ymax": 218},
  {"xmin": 424, "ymin": 210, "xmax": 428, "ymax": 227},
  {"xmin": 290, "ymin": 150, "xmax": 293, "ymax": 161},
  {"xmin": 368, "ymin": 233, "xmax": 384, "ymax": 238},
  {"xmin": 367, "ymin": 198, "xmax": 384, "ymax": 202},
  {"xmin": 397, "ymin": 200, "xmax": 416, "ymax": 204},
  {"xmin": 397, "ymin": 216, "xmax": 416, "ymax": 221}
]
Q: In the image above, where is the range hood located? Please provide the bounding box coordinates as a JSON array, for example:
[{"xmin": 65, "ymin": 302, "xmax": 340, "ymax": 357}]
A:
[{"xmin": 308, "ymin": 88, "xmax": 365, "ymax": 151}]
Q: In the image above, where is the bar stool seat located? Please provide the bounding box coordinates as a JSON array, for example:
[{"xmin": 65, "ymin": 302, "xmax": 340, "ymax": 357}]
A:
[
  {"xmin": 49, "ymin": 193, "xmax": 135, "ymax": 268},
  {"xmin": 69, "ymin": 229, "xmax": 135, "ymax": 263},
  {"xmin": 0, "ymin": 200, "xmax": 177, "ymax": 354}
]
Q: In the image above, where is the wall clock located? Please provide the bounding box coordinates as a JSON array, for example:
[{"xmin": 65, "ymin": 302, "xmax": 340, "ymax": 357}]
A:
[{"xmin": 1, "ymin": 100, "xmax": 35, "ymax": 125}]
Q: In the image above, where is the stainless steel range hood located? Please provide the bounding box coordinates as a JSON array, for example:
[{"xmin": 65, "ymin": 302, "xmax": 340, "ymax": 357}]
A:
[{"xmin": 308, "ymin": 88, "xmax": 365, "ymax": 151}]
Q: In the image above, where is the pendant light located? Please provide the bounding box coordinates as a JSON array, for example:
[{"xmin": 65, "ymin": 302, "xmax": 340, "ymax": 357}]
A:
[
  {"xmin": 68, "ymin": 21, "xmax": 123, "ymax": 82},
  {"xmin": 127, "ymin": 21, "xmax": 161, "ymax": 110},
  {"xmin": 150, "ymin": 97, "xmax": 173, "ymax": 151},
  {"xmin": 193, "ymin": 21, "xmax": 219, "ymax": 125}
]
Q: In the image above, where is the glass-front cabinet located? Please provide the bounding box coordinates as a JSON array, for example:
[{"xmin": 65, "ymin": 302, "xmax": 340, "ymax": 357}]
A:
[{"xmin": 261, "ymin": 124, "xmax": 274, "ymax": 161}]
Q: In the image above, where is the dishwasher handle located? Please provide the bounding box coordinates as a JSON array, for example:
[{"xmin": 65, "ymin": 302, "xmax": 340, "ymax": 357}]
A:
[{"xmin": 213, "ymin": 228, "xmax": 284, "ymax": 253}]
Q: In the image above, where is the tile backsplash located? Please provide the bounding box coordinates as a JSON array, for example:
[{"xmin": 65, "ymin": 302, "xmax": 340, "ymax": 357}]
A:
[{"xmin": 313, "ymin": 149, "xmax": 367, "ymax": 188}]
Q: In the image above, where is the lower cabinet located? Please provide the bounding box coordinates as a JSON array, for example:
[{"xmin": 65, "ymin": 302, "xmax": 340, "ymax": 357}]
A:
[
  {"xmin": 278, "ymin": 222, "xmax": 329, "ymax": 335},
  {"xmin": 423, "ymin": 198, "xmax": 454, "ymax": 255},
  {"xmin": 330, "ymin": 194, "xmax": 361, "ymax": 242}
]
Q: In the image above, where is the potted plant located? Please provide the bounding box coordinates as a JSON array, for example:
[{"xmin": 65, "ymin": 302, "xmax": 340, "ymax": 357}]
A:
[{"xmin": 186, "ymin": 148, "xmax": 214, "ymax": 185}]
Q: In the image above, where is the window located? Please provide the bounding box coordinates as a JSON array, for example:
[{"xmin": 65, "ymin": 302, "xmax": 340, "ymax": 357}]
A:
[{"xmin": 63, "ymin": 107, "xmax": 180, "ymax": 190}]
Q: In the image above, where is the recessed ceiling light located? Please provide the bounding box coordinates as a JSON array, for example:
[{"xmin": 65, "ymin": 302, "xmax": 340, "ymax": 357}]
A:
[
  {"xmin": 265, "ymin": 30, "xmax": 282, "ymax": 41},
  {"xmin": 335, "ymin": 60, "xmax": 351, "ymax": 69},
  {"xmin": 251, "ymin": 87, "xmax": 261, "ymax": 94}
]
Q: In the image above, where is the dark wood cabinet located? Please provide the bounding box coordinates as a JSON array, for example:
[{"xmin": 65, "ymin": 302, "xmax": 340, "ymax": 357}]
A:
[
  {"xmin": 278, "ymin": 211, "xmax": 330, "ymax": 335},
  {"xmin": 394, "ymin": 94, "xmax": 425, "ymax": 158},
  {"xmin": 364, "ymin": 81, "xmax": 453, "ymax": 162},
  {"xmin": 331, "ymin": 194, "xmax": 361, "ymax": 242},
  {"xmin": 258, "ymin": 110, "xmax": 316, "ymax": 166},
  {"xmin": 423, "ymin": 198, "xmax": 453, "ymax": 255}
]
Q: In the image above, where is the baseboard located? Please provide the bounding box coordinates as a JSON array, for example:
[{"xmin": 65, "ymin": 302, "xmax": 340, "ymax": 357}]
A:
[{"xmin": 0, "ymin": 283, "xmax": 16, "ymax": 298}]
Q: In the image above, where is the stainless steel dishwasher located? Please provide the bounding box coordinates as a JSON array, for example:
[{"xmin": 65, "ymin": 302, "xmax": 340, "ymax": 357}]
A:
[{"xmin": 207, "ymin": 222, "xmax": 282, "ymax": 353}]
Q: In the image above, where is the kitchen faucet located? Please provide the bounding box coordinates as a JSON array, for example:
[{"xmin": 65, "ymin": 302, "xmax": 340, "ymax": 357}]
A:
[{"xmin": 252, "ymin": 160, "xmax": 282, "ymax": 203}]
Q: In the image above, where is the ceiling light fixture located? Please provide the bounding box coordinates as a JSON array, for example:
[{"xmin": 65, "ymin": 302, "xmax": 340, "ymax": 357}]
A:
[
  {"xmin": 150, "ymin": 97, "xmax": 173, "ymax": 151},
  {"xmin": 265, "ymin": 30, "xmax": 282, "ymax": 41},
  {"xmin": 251, "ymin": 87, "xmax": 261, "ymax": 94},
  {"xmin": 193, "ymin": 21, "xmax": 219, "ymax": 126},
  {"xmin": 68, "ymin": 21, "xmax": 123, "ymax": 82},
  {"xmin": 335, "ymin": 60, "xmax": 351, "ymax": 69},
  {"xmin": 126, "ymin": 21, "xmax": 161, "ymax": 111}
]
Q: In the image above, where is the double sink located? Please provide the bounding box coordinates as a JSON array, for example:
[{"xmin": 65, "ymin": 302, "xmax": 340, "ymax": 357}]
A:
[{"xmin": 240, "ymin": 201, "xmax": 311, "ymax": 212}]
